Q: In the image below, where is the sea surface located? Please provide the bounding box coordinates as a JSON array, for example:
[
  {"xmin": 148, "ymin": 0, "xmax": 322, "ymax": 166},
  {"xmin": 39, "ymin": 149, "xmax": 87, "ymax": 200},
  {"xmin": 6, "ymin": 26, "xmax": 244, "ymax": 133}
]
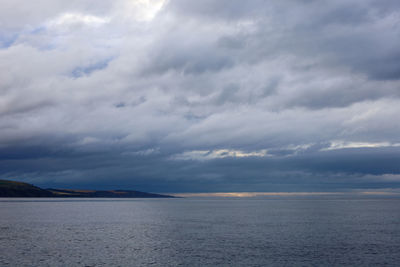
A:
[{"xmin": 1, "ymin": 197, "xmax": 400, "ymax": 266}]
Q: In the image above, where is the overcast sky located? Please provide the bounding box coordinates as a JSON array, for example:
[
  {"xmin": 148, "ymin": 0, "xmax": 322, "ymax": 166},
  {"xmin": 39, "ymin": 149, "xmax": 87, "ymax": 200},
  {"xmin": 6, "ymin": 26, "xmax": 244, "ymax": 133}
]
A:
[{"xmin": 1, "ymin": 0, "xmax": 400, "ymax": 192}]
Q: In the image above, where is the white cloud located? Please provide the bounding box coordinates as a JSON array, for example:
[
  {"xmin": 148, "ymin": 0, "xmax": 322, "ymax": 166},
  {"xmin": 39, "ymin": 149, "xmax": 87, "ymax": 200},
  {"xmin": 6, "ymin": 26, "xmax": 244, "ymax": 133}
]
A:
[
  {"xmin": 172, "ymin": 149, "xmax": 268, "ymax": 161},
  {"xmin": 323, "ymin": 141, "xmax": 400, "ymax": 151},
  {"xmin": 48, "ymin": 13, "xmax": 110, "ymax": 28},
  {"xmin": 128, "ymin": 0, "xmax": 166, "ymax": 22}
]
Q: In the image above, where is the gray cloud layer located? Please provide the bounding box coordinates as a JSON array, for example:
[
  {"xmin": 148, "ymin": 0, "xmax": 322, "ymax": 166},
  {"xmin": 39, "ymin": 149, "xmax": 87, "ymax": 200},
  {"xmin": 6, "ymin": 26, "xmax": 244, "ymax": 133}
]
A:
[{"xmin": 1, "ymin": 0, "xmax": 400, "ymax": 192}]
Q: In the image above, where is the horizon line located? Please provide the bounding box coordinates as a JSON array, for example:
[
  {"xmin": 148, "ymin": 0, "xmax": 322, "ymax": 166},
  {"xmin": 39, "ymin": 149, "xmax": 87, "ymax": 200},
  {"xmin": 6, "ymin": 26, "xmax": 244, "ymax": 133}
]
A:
[{"xmin": 170, "ymin": 190, "xmax": 400, "ymax": 198}]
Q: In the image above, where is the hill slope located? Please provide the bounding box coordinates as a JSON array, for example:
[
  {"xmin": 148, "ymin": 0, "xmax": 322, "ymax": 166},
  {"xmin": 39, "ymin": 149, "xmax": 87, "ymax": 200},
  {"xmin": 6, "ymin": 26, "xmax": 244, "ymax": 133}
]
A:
[
  {"xmin": 0, "ymin": 180, "xmax": 174, "ymax": 198},
  {"xmin": 0, "ymin": 180, "xmax": 53, "ymax": 197},
  {"xmin": 47, "ymin": 188, "xmax": 174, "ymax": 198}
]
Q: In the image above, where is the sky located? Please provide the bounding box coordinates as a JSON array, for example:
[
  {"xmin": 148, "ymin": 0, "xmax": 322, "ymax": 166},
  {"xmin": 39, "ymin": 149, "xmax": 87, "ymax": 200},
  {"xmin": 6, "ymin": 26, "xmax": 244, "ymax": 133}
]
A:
[{"xmin": 1, "ymin": 0, "xmax": 400, "ymax": 193}]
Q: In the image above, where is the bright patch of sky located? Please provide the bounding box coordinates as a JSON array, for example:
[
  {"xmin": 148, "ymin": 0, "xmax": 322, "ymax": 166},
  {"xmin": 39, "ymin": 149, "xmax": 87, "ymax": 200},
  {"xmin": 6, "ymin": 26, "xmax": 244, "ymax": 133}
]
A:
[{"xmin": 172, "ymin": 149, "xmax": 268, "ymax": 161}]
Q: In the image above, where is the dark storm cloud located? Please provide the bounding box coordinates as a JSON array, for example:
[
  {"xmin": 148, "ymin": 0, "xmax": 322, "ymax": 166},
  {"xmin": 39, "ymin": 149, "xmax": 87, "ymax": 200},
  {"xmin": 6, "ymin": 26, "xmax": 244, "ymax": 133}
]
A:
[
  {"xmin": 1, "ymin": 143, "xmax": 400, "ymax": 192},
  {"xmin": 1, "ymin": 0, "xmax": 400, "ymax": 192}
]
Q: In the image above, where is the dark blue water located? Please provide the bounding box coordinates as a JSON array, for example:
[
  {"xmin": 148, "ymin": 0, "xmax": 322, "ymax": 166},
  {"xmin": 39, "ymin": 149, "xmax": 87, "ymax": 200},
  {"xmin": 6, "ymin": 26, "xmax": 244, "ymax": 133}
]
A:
[{"xmin": 1, "ymin": 198, "xmax": 400, "ymax": 266}]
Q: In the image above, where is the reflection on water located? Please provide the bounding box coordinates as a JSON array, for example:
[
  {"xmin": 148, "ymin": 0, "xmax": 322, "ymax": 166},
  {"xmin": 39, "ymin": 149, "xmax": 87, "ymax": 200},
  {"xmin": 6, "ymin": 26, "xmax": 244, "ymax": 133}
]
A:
[{"xmin": 1, "ymin": 198, "xmax": 400, "ymax": 266}]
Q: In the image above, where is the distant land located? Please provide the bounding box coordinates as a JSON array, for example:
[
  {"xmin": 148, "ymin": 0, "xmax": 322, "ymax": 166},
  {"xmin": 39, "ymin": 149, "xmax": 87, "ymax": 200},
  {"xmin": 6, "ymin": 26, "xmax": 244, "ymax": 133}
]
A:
[{"xmin": 0, "ymin": 180, "xmax": 175, "ymax": 198}]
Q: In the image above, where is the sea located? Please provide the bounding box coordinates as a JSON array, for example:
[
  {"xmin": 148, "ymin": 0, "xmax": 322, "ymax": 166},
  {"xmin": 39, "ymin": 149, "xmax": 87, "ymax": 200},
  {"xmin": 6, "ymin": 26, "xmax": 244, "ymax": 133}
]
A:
[{"xmin": 1, "ymin": 197, "xmax": 400, "ymax": 266}]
